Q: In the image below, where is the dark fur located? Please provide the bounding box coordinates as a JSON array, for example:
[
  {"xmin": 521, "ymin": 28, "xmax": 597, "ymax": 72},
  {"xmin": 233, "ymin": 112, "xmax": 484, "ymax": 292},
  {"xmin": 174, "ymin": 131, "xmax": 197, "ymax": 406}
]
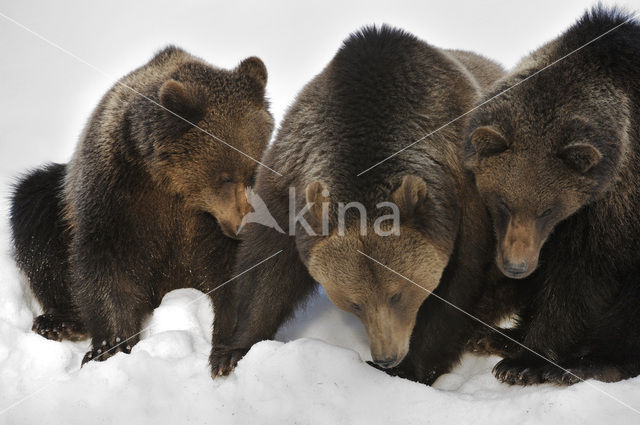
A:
[
  {"xmin": 10, "ymin": 46, "xmax": 273, "ymax": 363},
  {"xmin": 210, "ymin": 26, "xmax": 509, "ymax": 384},
  {"xmin": 465, "ymin": 7, "xmax": 640, "ymax": 384},
  {"xmin": 10, "ymin": 164, "xmax": 87, "ymax": 340}
]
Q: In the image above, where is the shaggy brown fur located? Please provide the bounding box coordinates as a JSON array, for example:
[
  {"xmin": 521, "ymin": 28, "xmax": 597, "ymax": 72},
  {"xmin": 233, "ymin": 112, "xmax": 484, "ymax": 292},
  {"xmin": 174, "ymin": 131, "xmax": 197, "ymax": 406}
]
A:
[
  {"xmin": 210, "ymin": 26, "xmax": 508, "ymax": 384},
  {"xmin": 465, "ymin": 7, "xmax": 640, "ymax": 385},
  {"xmin": 10, "ymin": 46, "xmax": 273, "ymax": 363}
]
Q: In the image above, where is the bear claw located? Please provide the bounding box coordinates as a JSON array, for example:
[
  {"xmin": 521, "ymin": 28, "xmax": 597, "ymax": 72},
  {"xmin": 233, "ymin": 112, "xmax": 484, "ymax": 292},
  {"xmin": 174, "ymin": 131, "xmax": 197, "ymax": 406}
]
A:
[
  {"xmin": 493, "ymin": 357, "xmax": 546, "ymax": 385},
  {"xmin": 210, "ymin": 348, "xmax": 249, "ymax": 379}
]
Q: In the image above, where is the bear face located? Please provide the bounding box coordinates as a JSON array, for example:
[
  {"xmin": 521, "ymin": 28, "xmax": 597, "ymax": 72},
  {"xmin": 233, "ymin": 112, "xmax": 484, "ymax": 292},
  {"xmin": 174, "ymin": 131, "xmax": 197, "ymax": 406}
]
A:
[
  {"xmin": 145, "ymin": 57, "xmax": 274, "ymax": 238},
  {"xmin": 465, "ymin": 76, "xmax": 630, "ymax": 279},
  {"xmin": 305, "ymin": 176, "xmax": 452, "ymax": 368}
]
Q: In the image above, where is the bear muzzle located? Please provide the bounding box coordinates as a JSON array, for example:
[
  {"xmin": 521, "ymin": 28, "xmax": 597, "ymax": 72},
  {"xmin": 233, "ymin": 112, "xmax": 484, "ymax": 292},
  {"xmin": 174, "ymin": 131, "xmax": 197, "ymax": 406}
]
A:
[
  {"xmin": 366, "ymin": 312, "xmax": 412, "ymax": 369},
  {"xmin": 498, "ymin": 220, "xmax": 542, "ymax": 279}
]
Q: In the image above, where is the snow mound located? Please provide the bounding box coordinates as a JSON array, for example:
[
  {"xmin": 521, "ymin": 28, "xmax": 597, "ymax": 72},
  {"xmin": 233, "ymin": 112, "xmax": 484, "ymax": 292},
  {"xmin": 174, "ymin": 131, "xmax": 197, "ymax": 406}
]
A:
[{"xmin": 2, "ymin": 203, "xmax": 640, "ymax": 425}]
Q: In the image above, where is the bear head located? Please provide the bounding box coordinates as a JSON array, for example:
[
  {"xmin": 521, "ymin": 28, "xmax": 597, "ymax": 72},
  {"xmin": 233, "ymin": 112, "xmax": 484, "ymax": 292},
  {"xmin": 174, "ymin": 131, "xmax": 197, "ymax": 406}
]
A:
[
  {"xmin": 465, "ymin": 71, "xmax": 631, "ymax": 279},
  {"xmin": 141, "ymin": 54, "xmax": 274, "ymax": 238},
  {"xmin": 305, "ymin": 175, "xmax": 455, "ymax": 368}
]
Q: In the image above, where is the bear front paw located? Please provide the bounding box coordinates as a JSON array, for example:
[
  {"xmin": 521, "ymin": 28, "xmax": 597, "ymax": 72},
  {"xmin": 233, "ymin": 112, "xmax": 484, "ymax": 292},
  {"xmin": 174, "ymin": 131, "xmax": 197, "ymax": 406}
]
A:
[
  {"xmin": 210, "ymin": 347, "xmax": 249, "ymax": 379},
  {"xmin": 81, "ymin": 337, "xmax": 132, "ymax": 365},
  {"xmin": 493, "ymin": 356, "xmax": 547, "ymax": 385}
]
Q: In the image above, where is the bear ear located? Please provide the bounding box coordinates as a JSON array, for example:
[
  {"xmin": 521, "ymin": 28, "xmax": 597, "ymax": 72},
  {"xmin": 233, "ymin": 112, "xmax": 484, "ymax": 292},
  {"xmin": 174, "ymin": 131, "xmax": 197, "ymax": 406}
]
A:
[
  {"xmin": 470, "ymin": 126, "xmax": 508, "ymax": 157},
  {"xmin": 392, "ymin": 175, "xmax": 427, "ymax": 218},
  {"xmin": 559, "ymin": 142, "xmax": 602, "ymax": 174},
  {"xmin": 158, "ymin": 79, "xmax": 204, "ymax": 121},
  {"xmin": 305, "ymin": 181, "xmax": 330, "ymax": 223},
  {"xmin": 237, "ymin": 56, "xmax": 268, "ymax": 87}
]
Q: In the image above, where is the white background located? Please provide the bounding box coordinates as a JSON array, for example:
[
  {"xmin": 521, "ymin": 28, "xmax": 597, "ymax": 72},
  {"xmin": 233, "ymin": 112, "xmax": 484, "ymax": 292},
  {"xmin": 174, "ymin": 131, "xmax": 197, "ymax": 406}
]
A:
[
  {"xmin": 0, "ymin": 0, "xmax": 633, "ymax": 182},
  {"xmin": 1, "ymin": 1, "xmax": 639, "ymax": 424}
]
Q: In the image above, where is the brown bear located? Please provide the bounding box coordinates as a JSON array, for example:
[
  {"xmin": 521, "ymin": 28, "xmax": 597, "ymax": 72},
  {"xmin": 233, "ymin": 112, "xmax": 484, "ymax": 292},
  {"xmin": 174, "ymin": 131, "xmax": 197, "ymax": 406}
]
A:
[
  {"xmin": 210, "ymin": 26, "xmax": 508, "ymax": 385},
  {"xmin": 464, "ymin": 7, "xmax": 640, "ymax": 385},
  {"xmin": 10, "ymin": 46, "xmax": 274, "ymax": 363}
]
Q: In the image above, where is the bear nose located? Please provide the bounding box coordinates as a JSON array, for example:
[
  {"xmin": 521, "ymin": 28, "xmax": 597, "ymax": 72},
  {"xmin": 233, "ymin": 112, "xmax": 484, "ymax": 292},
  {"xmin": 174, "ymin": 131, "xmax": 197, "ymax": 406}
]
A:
[
  {"xmin": 373, "ymin": 357, "xmax": 398, "ymax": 369},
  {"xmin": 503, "ymin": 260, "xmax": 528, "ymax": 277}
]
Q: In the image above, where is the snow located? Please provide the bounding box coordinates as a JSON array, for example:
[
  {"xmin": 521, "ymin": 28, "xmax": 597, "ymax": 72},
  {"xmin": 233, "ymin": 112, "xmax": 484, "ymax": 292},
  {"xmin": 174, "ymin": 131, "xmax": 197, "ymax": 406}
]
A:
[
  {"xmin": 2, "ymin": 206, "xmax": 640, "ymax": 425},
  {"xmin": 2, "ymin": 0, "xmax": 640, "ymax": 423}
]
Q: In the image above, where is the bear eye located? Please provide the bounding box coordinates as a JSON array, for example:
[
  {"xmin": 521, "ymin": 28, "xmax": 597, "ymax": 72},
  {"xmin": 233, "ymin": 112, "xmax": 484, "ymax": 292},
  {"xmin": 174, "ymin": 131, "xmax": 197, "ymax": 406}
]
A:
[
  {"xmin": 539, "ymin": 208, "xmax": 552, "ymax": 218},
  {"xmin": 220, "ymin": 175, "xmax": 234, "ymax": 184},
  {"xmin": 389, "ymin": 293, "xmax": 402, "ymax": 305},
  {"xmin": 350, "ymin": 302, "xmax": 361, "ymax": 312},
  {"xmin": 497, "ymin": 195, "xmax": 512, "ymax": 214}
]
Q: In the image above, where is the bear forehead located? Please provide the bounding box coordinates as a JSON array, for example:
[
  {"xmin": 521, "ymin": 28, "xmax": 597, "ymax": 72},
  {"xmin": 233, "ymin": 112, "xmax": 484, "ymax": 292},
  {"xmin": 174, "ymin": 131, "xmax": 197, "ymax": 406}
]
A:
[{"xmin": 168, "ymin": 62, "xmax": 265, "ymax": 106}]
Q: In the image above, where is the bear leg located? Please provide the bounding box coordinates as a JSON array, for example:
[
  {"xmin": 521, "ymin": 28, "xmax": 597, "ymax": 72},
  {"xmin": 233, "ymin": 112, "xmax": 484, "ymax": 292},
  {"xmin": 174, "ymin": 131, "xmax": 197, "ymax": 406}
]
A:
[
  {"xmin": 11, "ymin": 163, "xmax": 84, "ymax": 340},
  {"xmin": 210, "ymin": 224, "xmax": 317, "ymax": 378},
  {"xmin": 71, "ymin": 266, "xmax": 152, "ymax": 365},
  {"xmin": 78, "ymin": 298, "xmax": 148, "ymax": 365}
]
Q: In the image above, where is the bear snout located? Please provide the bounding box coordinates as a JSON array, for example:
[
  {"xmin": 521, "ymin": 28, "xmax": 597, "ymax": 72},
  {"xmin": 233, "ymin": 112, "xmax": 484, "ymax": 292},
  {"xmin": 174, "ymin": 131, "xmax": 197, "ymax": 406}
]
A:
[
  {"xmin": 366, "ymin": 317, "xmax": 411, "ymax": 370},
  {"xmin": 372, "ymin": 356, "xmax": 399, "ymax": 369},
  {"xmin": 497, "ymin": 217, "xmax": 542, "ymax": 279},
  {"xmin": 219, "ymin": 221, "xmax": 242, "ymax": 239},
  {"xmin": 502, "ymin": 259, "xmax": 529, "ymax": 277},
  {"xmin": 498, "ymin": 248, "xmax": 539, "ymax": 279}
]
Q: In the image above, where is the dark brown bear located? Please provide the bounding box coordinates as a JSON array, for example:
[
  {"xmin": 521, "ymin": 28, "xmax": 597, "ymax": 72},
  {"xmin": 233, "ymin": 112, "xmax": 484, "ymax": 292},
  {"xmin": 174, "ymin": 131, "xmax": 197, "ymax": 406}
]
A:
[
  {"xmin": 210, "ymin": 26, "xmax": 509, "ymax": 385},
  {"xmin": 465, "ymin": 7, "xmax": 640, "ymax": 385},
  {"xmin": 10, "ymin": 46, "xmax": 274, "ymax": 363}
]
